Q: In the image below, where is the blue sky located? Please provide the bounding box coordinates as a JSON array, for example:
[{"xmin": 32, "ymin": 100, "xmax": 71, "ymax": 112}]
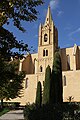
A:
[{"xmin": 4, "ymin": 0, "xmax": 80, "ymax": 53}]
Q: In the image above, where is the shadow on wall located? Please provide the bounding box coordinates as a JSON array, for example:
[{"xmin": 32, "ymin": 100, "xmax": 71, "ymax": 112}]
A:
[
  {"xmin": 76, "ymin": 47, "xmax": 80, "ymax": 70},
  {"xmin": 60, "ymin": 46, "xmax": 80, "ymax": 71},
  {"xmin": 60, "ymin": 49, "xmax": 67, "ymax": 71},
  {"xmin": 22, "ymin": 54, "xmax": 35, "ymax": 74}
]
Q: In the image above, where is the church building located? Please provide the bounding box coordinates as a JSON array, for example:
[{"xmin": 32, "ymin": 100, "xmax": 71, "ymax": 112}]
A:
[{"xmin": 12, "ymin": 6, "xmax": 80, "ymax": 105}]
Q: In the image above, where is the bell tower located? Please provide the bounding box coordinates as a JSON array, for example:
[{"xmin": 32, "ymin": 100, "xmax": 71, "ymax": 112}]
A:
[{"xmin": 38, "ymin": 6, "xmax": 58, "ymax": 73}]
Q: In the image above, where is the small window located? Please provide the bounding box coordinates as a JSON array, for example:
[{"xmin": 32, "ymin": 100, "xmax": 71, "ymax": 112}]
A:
[
  {"xmin": 47, "ymin": 18, "xmax": 48, "ymax": 21},
  {"xmin": 40, "ymin": 66, "xmax": 43, "ymax": 72},
  {"xmin": 25, "ymin": 78, "xmax": 28, "ymax": 88},
  {"xmin": 44, "ymin": 34, "xmax": 48, "ymax": 42},
  {"xmin": 43, "ymin": 50, "xmax": 45, "ymax": 56},
  {"xmin": 63, "ymin": 75, "xmax": 66, "ymax": 86},
  {"xmin": 67, "ymin": 55, "xmax": 70, "ymax": 70},
  {"xmin": 43, "ymin": 81, "xmax": 44, "ymax": 86},
  {"xmin": 46, "ymin": 50, "xmax": 48, "ymax": 56},
  {"xmin": 43, "ymin": 49, "xmax": 48, "ymax": 57}
]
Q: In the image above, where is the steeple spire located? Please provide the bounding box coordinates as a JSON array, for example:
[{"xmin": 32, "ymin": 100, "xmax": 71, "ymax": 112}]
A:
[{"xmin": 45, "ymin": 5, "xmax": 52, "ymax": 25}]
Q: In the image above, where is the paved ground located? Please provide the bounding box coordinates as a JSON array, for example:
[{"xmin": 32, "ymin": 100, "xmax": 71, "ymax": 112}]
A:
[{"xmin": 0, "ymin": 110, "xmax": 24, "ymax": 120}]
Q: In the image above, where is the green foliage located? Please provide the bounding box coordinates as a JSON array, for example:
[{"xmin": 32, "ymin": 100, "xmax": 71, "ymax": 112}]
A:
[
  {"xmin": 0, "ymin": 59, "xmax": 25, "ymax": 102},
  {"xmin": 23, "ymin": 103, "xmax": 36, "ymax": 120},
  {"xmin": 24, "ymin": 103, "xmax": 80, "ymax": 120},
  {"xmin": 0, "ymin": 27, "xmax": 28, "ymax": 60},
  {"xmin": 0, "ymin": 0, "xmax": 44, "ymax": 111},
  {"xmin": 0, "ymin": 0, "xmax": 43, "ymax": 60},
  {"xmin": 0, "ymin": 102, "xmax": 20, "ymax": 109},
  {"xmin": 0, "ymin": 108, "xmax": 10, "ymax": 116},
  {"xmin": 43, "ymin": 65, "xmax": 51, "ymax": 105},
  {"xmin": 0, "ymin": 0, "xmax": 43, "ymax": 31},
  {"xmin": 50, "ymin": 51, "xmax": 63, "ymax": 104},
  {"xmin": 35, "ymin": 81, "xmax": 42, "ymax": 107},
  {"xmin": 24, "ymin": 104, "xmax": 62, "ymax": 120}
]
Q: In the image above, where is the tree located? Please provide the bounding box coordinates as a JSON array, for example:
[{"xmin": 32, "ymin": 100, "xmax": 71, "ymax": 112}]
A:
[
  {"xmin": 0, "ymin": 0, "xmax": 43, "ymax": 59},
  {"xmin": 0, "ymin": 27, "xmax": 28, "ymax": 60},
  {"xmin": 35, "ymin": 81, "xmax": 42, "ymax": 107},
  {"xmin": 43, "ymin": 65, "xmax": 51, "ymax": 105},
  {"xmin": 0, "ymin": 59, "xmax": 25, "ymax": 108},
  {"xmin": 0, "ymin": 0, "xmax": 43, "ymax": 108},
  {"xmin": 50, "ymin": 51, "xmax": 63, "ymax": 104},
  {"xmin": 0, "ymin": 0, "xmax": 43, "ymax": 31}
]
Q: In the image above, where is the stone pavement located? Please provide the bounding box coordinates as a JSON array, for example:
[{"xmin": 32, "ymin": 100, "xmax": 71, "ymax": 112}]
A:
[{"xmin": 0, "ymin": 110, "xmax": 24, "ymax": 120}]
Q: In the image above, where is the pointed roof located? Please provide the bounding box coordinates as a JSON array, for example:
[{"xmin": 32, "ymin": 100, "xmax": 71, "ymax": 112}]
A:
[{"xmin": 45, "ymin": 5, "xmax": 52, "ymax": 25}]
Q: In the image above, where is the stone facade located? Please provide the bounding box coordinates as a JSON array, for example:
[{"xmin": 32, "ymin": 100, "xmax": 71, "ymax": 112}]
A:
[{"xmin": 10, "ymin": 6, "xmax": 80, "ymax": 105}]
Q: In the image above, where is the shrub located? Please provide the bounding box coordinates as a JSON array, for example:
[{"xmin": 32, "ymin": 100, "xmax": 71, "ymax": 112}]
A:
[
  {"xmin": 43, "ymin": 65, "xmax": 51, "ymax": 105},
  {"xmin": 0, "ymin": 102, "xmax": 20, "ymax": 109},
  {"xmin": 0, "ymin": 108, "xmax": 10, "ymax": 116},
  {"xmin": 24, "ymin": 103, "xmax": 62, "ymax": 120},
  {"xmin": 24, "ymin": 102, "xmax": 80, "ymax": 120},
  {"xmin": 35, "ymin": 81, "xmax": 42, "ymax": 107},
  {"xmin": 24, "ymin": 103, "xmax": 36, "ymax": 120},
  {"xmin": 50, "ymin": 51, "xmax": 63, "ymax": 104}
]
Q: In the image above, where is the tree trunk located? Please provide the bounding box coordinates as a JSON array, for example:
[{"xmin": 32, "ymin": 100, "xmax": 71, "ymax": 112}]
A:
[{"xmin": 1, "ymin": 99, "xmax": 3, "ymax": 109}]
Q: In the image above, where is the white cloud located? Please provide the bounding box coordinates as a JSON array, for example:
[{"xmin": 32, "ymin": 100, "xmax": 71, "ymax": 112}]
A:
[
  {"xmin": 50, "ymin": 0, "xmax": 59, "ymax": 10},
  {"xmin": 57, "ymin": 11, "xmax": 64, "ymax": 16},
  {"xmin": 69, "ymin": 27, "xmax": 80, "ymax": 36}
]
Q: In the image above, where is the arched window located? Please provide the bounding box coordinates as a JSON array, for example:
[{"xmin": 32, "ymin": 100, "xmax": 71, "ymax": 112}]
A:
[
  {"xmin": 63, "ymin": 75, "xmax": 66, "ymax": 86},
  {"xmin": 40, "ymin": 66, "xmax": 43, "ymax": 72},
  {"xmin": 67, "ymin": 55, "xmax": 70, "ymax": 70},
  {"xmin": 25, "ymin": 78, "xmax": 28, "ymax": 88},
  {"xmin": 44, "ymin": 34, "xmax": 48, "ymax": 42}
]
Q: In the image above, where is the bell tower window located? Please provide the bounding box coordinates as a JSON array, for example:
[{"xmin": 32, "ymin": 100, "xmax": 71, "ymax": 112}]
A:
[
  {"xmin": 40, "ymin": 66, "xmax": 43, "ymax": 72},
  {"xmin": 44, "ymin": 34, "xmax": 48, "ymax": 42},
  {"xmin": 46, "ymin": 50, "xmax": 48, "ymax": 56},
  {"xmin": 43, "ymin": 49, "xmax": 48, "ymax": 57},
  {"xmin": 43, "ymin": 50, "xmax": 45, "ymax": 56}
]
